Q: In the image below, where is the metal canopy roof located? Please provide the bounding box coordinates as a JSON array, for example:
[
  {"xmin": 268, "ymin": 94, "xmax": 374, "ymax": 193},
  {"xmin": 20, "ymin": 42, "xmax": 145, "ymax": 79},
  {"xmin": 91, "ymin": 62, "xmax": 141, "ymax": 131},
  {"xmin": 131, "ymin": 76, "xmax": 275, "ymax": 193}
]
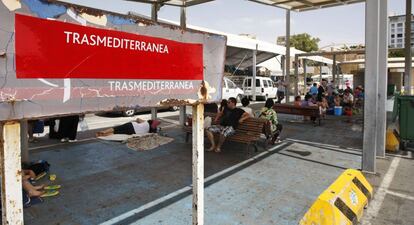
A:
[
  {"xmin": 125, "ymin": 0, "xmax": 214, "ymax": 7},
  {"xmin": 248, "ymin": 0, "xmax": 365, "ymax": 12}
]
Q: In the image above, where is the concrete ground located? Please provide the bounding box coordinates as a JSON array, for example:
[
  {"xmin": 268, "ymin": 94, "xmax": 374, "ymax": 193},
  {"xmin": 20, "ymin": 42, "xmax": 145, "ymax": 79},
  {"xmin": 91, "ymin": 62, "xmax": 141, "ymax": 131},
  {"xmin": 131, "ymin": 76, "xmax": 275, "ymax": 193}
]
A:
[{"xmin": 23, "ymin": 104, "xmax": 414, "ymax": 225}]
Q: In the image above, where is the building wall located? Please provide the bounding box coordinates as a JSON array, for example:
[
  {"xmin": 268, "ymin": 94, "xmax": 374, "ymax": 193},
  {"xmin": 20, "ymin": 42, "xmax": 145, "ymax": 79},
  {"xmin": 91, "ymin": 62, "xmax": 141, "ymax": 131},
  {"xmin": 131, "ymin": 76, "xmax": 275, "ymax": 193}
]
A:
[{"xmin": 389, "ymin": 14, "xmax": 414, "ymax": 48}]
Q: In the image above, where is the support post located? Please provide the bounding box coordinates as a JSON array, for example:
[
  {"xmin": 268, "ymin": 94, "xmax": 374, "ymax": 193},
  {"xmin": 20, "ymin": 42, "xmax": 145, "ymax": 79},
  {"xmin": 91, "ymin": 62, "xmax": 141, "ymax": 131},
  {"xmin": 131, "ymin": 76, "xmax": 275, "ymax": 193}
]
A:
[
  {"xmin": 151, "ymin": 3, "xmax": 158, "ymax": 22},
  {"xmin": 285, "ymin": 10, "xmax": 291, "ymax": 103},
  {"xmin": 332, "ymin": 54, "xmax": 337, "ymax": 86},
  {"xmin": 320, "ymin": 63, "xmax": 323, "ymax": 82},
  {"xmin": 405, "ymin": 0, "xmax": 412, "ymax": 94},
  {"xmin": 363, "ymin": 0, "xmax": 386, "ymax": 173},
  {"xmin": 20, "ymin": 120, "xmax": 29, "ymax": 163},
  {"xmin": 252, "ymin": 47, "xmax": 257, "ymax": 101},
  {"xmin": 294, "ymin": 55, "xmax": 299, "ymax": 96},
  {"xmin": 151, "ymin": 108, "xmax": 157, "ymax": 120},
  {"xmin": 192, "ymin": 103, "xmax": 204, "ymax": 225},
  {"xmin": 179, "ymin": 106, "xmax": 186, "ymax": 126},
  {"xmin": 281, "ymin": 55, "xmax": 286, "ymax": 78},
  {"xmin": 180, "ymin": 4, "xmax": 186, "ymax": 30},
  {"xmin": 303, "ymin": 59, "xmax": 307, "ymax": 95},
  {"xmin": 376, "ymin": 0, "xmax": 388, "ymax": 158},
  {"xmin": 1, "ymin": 122, "xmax": 24, "ymax": 225}
]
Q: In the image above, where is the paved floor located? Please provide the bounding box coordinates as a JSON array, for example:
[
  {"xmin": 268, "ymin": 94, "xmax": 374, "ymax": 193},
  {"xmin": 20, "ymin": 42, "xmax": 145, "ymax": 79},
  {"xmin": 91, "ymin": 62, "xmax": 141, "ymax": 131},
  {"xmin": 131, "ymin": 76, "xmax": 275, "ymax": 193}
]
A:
[{"xmin": 23, "ymin": 108, "xmax": 414, "ymax": 225}]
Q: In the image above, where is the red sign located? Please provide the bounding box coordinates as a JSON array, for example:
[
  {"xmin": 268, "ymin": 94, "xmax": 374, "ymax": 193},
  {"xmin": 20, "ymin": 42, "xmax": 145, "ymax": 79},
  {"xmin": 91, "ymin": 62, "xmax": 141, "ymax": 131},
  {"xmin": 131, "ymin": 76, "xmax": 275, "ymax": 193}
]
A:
[{"xmin": 15, "ymin": 14, "xmax": 203, "ymax": 80}]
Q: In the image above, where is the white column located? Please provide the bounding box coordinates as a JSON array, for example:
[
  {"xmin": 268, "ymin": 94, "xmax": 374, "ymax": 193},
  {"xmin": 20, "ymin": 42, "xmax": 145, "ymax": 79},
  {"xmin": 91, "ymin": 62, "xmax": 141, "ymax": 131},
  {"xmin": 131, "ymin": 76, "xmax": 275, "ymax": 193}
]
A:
[
  {"xmin": 252, "ymin": 47, "xmax": 257, "ymax": 101},
  {"xmin": 376, "ymin": 0, "xmax": 388, "ymax": 158},
  {"xmin": 192, "ymin": 103, "xmax": 204, "ymax": 225},
  {"xmin": 1, "ymin": 122, "xmax": 24, "ymax": 225},
  {"xmin": 151, "ymin": 108, "xmax": 157, "ymax": 120},
  {"xmin": 285, "ymin": 10, "xmax": 291, "ymax": 103}
]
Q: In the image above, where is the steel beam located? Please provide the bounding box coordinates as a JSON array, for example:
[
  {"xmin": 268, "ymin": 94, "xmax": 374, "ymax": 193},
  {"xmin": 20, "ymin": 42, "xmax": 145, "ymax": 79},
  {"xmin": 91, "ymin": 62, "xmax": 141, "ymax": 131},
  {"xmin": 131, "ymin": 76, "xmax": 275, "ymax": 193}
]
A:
[
  {"xmin": 303, "ymin": 59, "xmax": 307, "ymax": 94},
  {"xmin": 332, "ymin": 54, "xmax": 337, "ymax": 85},
  {"xmin": 252, "ymin": 47, "xmax": 257, "ymax": 101},
  {"xmin": 151, "ymin": 3, "xmax": 158, "ymax": 22},
  {"xmin": 180, "ymin": 3, "xmax": 186, "ymax": 29},
  {"xmin": 363, "ymin": 0, "xmax": 383, "ymax": 173},
  {"xmin": 20, "ymin": 120, "xmax": 29, "ymax": 163},
  {"xmin": 294, "ymin": 54, "xmax": 299, "ymax": 96},
  {"xmin": 405, "ymin": 0, "xmax": 412, "ymax": 94},
  {"xmin": 151, "ymin": 108, "xmax": 157, "ymax": 120},
  {"xmin": 179, "ymin": 106, "xmax": 186, "ymax": 126},
  {"xmin": 376, "ymin": 0, "xmax": 388, "ymax": 158},
  {"xmin": 192, "ymin": 103, "xmax": 204, "ymax": 225},
  {"xmin": 285, "ymin": 10, "xmax": 291, "ymax": 102}
]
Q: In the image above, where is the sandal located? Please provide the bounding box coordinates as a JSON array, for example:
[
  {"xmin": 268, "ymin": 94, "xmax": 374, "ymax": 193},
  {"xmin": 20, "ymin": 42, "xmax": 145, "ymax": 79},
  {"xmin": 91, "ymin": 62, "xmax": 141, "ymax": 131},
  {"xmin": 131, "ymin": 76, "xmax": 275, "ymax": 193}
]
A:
[
  {"xmin": 44, "ymin": 185, "xmax": 61, "ymax": 190},
  {"xmin": 35, "ymin": 172, "xmax": 47, "ymax": 181},
  {"xmin": 40, "ymin": 190, "xmax": 59, "ymax": 198}
]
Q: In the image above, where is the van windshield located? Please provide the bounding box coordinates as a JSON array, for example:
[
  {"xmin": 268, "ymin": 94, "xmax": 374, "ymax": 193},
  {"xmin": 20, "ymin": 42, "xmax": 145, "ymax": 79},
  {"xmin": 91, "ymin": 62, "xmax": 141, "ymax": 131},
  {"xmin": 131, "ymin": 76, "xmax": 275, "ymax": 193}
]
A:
[{"xmin": 246, "ymin": 79, "xmax": 260, "ymax": 87}]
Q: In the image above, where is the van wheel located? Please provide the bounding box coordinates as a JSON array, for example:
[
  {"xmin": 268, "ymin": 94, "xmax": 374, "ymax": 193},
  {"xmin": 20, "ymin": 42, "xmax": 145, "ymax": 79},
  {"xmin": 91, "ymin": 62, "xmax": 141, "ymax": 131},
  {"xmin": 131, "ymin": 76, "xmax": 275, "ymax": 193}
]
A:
[
  {"xmin": 123, "ymin": 109, "xmax": 135, "ymax": 117},
  {"xmin": 236, "ymin": 95, "xmax": 242, "ymax": 103}
]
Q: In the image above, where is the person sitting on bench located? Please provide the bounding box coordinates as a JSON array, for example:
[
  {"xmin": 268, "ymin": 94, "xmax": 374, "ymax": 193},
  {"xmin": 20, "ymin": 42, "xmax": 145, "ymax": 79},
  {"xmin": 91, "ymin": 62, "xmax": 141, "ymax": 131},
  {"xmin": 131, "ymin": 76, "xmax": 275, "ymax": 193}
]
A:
[
  {"xmin": 96, "ymin": 118, "xmax": 160, "ymax": 137},
  {"xmin": 206, "ymin": 97, "xmax": 250, "ymax": 153},
  {"xmin": 259, "ymin": 99, "xmax": 283, "ymax": 145}
]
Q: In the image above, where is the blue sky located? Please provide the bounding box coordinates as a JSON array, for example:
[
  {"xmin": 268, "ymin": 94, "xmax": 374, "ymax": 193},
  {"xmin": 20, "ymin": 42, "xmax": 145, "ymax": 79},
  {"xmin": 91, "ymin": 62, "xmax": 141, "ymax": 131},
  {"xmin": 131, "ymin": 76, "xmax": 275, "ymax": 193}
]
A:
[{"xmin": 62, "ymin": 0, "xmax": 407, "ymax": 47}]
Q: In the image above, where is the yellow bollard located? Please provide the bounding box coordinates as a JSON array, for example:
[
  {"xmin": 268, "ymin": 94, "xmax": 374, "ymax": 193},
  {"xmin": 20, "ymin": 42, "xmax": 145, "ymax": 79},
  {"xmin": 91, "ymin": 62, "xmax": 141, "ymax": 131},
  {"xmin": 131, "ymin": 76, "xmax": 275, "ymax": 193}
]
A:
[{"xmin": 300, "ymin": 169, "xmax": 373, "ymax": 225}]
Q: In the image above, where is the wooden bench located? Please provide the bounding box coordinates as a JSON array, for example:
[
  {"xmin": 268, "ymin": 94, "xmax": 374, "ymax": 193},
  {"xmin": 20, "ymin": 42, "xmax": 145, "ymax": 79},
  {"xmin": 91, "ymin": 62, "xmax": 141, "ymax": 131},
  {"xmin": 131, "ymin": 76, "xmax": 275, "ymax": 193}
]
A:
[
  {"xmin": 184, "ymin": 116, "xmax": 270, "ymax": 154},
  {"xmin": 273, "ymin": 103, "xmax": 321, "ymax": 125}
]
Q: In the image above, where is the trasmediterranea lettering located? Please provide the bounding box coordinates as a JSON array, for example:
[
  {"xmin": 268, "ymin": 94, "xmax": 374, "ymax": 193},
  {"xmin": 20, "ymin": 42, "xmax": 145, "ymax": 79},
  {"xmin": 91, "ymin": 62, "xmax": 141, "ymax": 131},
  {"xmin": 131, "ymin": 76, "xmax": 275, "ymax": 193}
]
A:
[
  {"xmin": 108, "ymin": 81, "xmax": 194, "ymax": 91},
  {"xmin": 64, "ymin": 31, "xmax": 169, "ymax": 54}
]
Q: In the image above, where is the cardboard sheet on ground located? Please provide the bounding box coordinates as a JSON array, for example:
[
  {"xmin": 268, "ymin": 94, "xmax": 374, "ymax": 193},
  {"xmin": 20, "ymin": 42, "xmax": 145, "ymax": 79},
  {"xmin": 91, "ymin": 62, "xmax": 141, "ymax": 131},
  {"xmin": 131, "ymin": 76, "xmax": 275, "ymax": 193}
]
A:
[{"xmin": 98, "ymin": 133, "xmax": 174, "ymax": 151}]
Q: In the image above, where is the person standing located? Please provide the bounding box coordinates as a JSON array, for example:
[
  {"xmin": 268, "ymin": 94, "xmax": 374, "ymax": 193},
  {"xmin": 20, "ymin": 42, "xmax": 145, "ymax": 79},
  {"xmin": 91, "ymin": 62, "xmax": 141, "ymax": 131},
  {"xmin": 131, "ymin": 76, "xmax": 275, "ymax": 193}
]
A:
[
  {"xmin": 317, "ymin": 79, "xmax": 328, "ymax": 102},
  {"xmin": 276, "ymin": 78, "xmax": 286, "ymax": 103},
  {"xmin": 59, "ymin": 115, "xmax": 80, "ymax": 142}
]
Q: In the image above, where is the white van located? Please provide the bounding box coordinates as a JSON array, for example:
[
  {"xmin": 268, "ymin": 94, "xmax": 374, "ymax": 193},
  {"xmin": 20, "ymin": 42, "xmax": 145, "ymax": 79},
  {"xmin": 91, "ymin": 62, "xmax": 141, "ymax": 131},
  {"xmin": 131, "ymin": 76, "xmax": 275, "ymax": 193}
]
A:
[
  {"xmin": 222, "ymin": 77, "xmax": 245, "ymax": 102},
  {"xmin": 242, "ymin": 77, "xmax": 277, "ymax": 101}
]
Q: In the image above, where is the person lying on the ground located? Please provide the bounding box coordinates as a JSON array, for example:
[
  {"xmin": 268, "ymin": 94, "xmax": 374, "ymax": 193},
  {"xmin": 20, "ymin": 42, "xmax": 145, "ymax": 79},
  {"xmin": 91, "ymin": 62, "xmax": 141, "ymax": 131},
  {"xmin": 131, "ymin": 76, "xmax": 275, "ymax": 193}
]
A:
[
  {"xmin": 240, "ymin": 97, "xmax": 253, "ymax": 116},
  {"xmin": 96, "ymin": 118, "xmax": 160, "ymax": 137},
  {"xmin": 259, "ymin": 99, "xmax": 282, "ymax": 145},
  {"xmin": 206, "ymin": 97, "xmax": 251, "ymax": 153}
]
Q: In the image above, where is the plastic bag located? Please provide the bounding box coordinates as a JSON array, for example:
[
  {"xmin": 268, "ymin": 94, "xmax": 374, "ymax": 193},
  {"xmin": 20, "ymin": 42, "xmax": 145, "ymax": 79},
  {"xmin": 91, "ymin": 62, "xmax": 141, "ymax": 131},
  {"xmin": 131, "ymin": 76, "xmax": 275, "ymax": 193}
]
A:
[
  {"xmin": 53, "ymin": 119, "xmax": 60, "ymax": 132},
  {"xmin": 79, "ymin": 117, "xmax": 89, "ymax": 131}
]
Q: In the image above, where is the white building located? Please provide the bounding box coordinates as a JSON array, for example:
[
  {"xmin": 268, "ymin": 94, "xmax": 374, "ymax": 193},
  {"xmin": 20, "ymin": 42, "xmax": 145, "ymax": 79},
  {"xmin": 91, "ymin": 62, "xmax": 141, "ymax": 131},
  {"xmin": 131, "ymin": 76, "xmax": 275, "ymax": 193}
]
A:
[{"xmin": 389, "ymin": 14, "xmax": 414, "ymax": 48}]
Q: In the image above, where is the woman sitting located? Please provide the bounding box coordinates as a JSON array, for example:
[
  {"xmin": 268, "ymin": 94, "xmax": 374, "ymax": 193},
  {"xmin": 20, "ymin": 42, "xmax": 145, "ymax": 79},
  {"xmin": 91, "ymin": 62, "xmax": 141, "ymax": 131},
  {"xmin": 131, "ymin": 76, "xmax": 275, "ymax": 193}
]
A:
[
  {"xmin": 96, "ymin": 118, "xmax": 160, "ymax": 137},
  {"xmin": 259, "ymin": 99, "xmax": 283, "ymax": 145}
]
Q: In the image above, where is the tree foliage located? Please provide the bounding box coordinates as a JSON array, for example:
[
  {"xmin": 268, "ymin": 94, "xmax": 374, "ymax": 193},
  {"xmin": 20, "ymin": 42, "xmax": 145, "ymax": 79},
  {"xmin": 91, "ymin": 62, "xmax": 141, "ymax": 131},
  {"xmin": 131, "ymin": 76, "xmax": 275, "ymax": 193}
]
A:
[
  {"xmin": 289, "ymin": 33, "xmax": 320, "ymax": 52},
  {"xmin": 389, "ymin": 49, "xmax": 405, "ymax": 58}
]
